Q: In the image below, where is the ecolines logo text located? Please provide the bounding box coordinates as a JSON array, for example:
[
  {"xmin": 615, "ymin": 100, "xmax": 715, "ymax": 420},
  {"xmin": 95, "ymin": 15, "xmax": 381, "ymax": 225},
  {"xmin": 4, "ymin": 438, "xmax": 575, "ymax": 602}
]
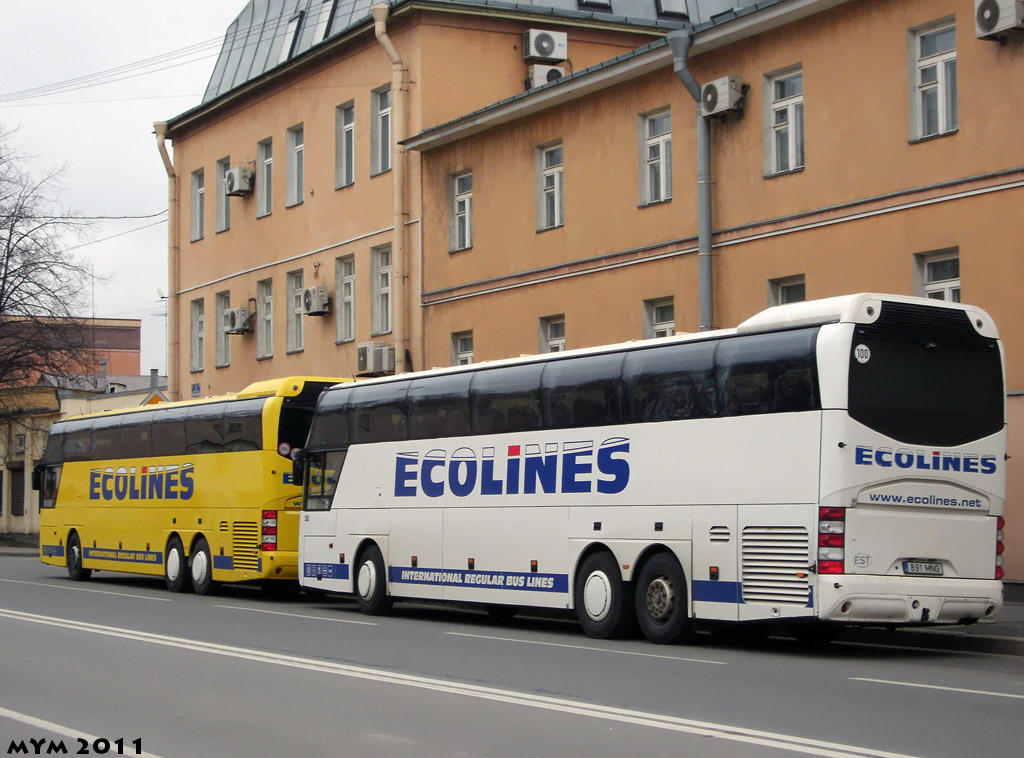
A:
[
  {"xmin": 89, "ymin": 464, "xmax": 195, "ymax": 501},
  {"xmin": 854, "ymin": 446, "xmax": 997, "ymax": 475},
  {"xmin": 394, "ymin": 438, "xmax": 630, "ymax": 498}
]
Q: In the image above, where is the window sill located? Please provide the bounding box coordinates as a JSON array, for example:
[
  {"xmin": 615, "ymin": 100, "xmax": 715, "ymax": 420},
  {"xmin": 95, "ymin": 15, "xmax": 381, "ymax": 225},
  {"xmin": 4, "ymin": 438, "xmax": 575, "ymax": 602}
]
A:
[
  {"xmin": 638, "ymin": 198, "xmax": 672, "ymax": 209},
  {"xmin": 536, "ymin": 224, "xmax": 564, "ymax": 234},
  {"xmin": 449, "ymin": 245, "xmax": 473, "ymax": 255},
  {"xmin": 215, "ymin": 226, "xmax": 230, "ymax": 235},
  {"xmin": 256, "ymin": 212, "xmax": 272, "ymax": 219},
  {"xmin": 189, "ymin": 368, "xmax": 204, "ymax": 374},
  {"xmin": 335, "ymin": 181, "xmax": 354, "ymax": 191},
  {"xmin": 286, "ymin": 348, "xmax": 304, "ymax": 355},
  {"xmin": 214, "ymin": 363, "xmax": 230, "ymax": 369},
  {"xmin": 190, "ymin": 236, "xmax": 204, "ymax": 243},
  {"xmin": 370, "ymin": 331, "xmax": 393, "ymax": 338},
  {"xmin": 370, "ymin": 168, "xmax": 392, "ymax": 178},
  {"xmin": 909, "ymin": 129, "xmax": 958, "ymax": 145},
  {"xmin": 257, "ymin": 355, "xmax": 273, "ymax": 361},
  {"xmin": 285, "ymin": 200, "xmax": 304, "ymax": 209},
  {"xmin": 764, "ymin": 166, "xmax": 805, "ymax": 180},
  {"xmin": 335, "ymin": 338, "xmax": 355, "ymax": 345}
]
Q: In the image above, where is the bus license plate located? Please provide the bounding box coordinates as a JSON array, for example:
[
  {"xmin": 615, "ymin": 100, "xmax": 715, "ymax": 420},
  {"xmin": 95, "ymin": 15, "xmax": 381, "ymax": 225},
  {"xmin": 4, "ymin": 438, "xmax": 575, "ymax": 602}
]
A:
[{"xmin": 903, "ymin": 561, "xmax": 943, "ymax": 576}]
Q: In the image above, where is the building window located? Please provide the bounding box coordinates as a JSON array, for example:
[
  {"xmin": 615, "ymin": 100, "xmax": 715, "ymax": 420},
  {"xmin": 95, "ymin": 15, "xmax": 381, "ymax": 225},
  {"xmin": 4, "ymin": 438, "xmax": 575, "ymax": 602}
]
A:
[
  {"xmin": 313, "ymin": 0, "xmax": 334, "ymax": 43},
  {"xmin": 913, "ymin": 23, "xmax": 957, "ymax": 139},
  {"xmin": 257, "ymin": 138, "xmax": 273, "ymax": 217},
  {"xmin": 642, "ymin": 110, "xmax": 671, "ymax": 204},
  {"xmin": 541, "ymin": 316, "xmax": 565, "ymax": 353},
  {"xmin": 257, "ymin": 278, "xmax": 273, "ymax": 358},
  {"xmin": 336, "ymin": 255, "xmax": 355, "ymax": 342},
  {"xmin": 335, "ymin": 102, "xmax": 355, "ymax": 188},
  {"xmin": 452, "ymin": 331, "xmax": 474, "ymax": 365},
  {"xmin": 14, "ymin": 433, "xmax": 26, "ymax": 452},
  {"xmin": 371, "ymin": 246, "xmax": 392, "ymax": 335},
  {"xmin": 278, "ymin": 12, "xmax": 303, "ymax": 63},
  {"xmin": 451, "ymin": 171, "xmax": 473, "ymax": 251},
  {"xmin": 287, "ymin": 270, "xmax": 304, "ymax": 353},
  {"xmin": 372, "ymin": 86, "xmax": 392, "ymax": 175},
  {"xmin": 287, "ymin": 124, "xmax": 304, "ymax": 207},
  {"xmin": 190, "ymin": 169, "xmax": 204, "ymax": 241},
  {"xmin": 538, "ymin": 143, "xmax": 563, "ymax": 230},
  {"xmin": 656, "ymin": 0, "xmax": 689, "ymax": 17},
  {"xmin": 917, "ymin": 251, "xmax": 961, "ymax": 302},
  {"xmin": 215, "ymin": 157, "xmax": 230, "ymax": 233},
  {"xmin": 190, "ymin": 298, "xmax": 204, "ymax": 371},
  {"xmin": 769, "ymin": 275, "xmax": 806, "ymax": 306},
  {"xmin": 768, "ymin": 69, "xmax": 803, "ymax": 175},
  {"xmin": 215, "ymin": 291, "xmax": 230, "ymax": 367},
  {"xmin": 644, "ymin": 297, "xmax": 675, "ymax": 338}
]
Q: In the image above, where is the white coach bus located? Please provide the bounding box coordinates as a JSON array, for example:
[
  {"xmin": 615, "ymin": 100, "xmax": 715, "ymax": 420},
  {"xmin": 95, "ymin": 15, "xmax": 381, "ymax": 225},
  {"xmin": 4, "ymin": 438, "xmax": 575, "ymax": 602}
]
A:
[{"xmin": 297, "ymin": 294, "xmax": 1006, "ymax": 643}]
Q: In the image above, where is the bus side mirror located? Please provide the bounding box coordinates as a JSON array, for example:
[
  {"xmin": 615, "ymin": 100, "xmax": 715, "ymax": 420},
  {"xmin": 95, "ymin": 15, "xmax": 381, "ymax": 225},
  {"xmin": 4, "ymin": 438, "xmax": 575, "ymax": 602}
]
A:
[
  {"xmin": 291, "ymin": 449, "xmax": 306, "ymax": 486},
  {"xmin": 31, "ymin": 465, "xmax": 43, "ymax": 492}
]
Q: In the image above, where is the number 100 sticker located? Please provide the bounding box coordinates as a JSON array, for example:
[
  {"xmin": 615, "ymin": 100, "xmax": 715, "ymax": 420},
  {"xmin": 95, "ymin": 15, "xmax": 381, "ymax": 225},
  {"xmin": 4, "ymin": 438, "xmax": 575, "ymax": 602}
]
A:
[{"xmin": 854, "ymin": 344, "xmax": 871, "ymax": 364}]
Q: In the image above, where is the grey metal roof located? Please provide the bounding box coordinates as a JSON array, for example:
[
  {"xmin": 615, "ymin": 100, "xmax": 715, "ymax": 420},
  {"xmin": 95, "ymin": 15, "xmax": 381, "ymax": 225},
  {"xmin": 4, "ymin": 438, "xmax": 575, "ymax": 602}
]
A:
[{"xmin": 199, "ymin": 0, "xmax": 730, "ymax": 104}]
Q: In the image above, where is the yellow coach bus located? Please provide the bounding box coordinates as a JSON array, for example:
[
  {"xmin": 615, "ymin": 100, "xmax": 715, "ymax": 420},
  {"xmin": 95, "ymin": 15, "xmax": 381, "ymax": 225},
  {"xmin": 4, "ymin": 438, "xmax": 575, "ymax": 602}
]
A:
[{"xmin": 35, "ymin": 376, "xmax": 345, "ymax": 595}]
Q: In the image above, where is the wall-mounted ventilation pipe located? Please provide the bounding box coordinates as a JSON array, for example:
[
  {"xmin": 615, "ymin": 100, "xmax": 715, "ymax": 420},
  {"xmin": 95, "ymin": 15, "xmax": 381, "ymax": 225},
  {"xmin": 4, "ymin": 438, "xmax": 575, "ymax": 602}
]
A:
[
  {"xmin": 667, "ymin": 28, "xmax": 713, "ymax": 331},
  {"xmin": 154, "ymin": 121, "xmax": 180, "ymax": 399}
]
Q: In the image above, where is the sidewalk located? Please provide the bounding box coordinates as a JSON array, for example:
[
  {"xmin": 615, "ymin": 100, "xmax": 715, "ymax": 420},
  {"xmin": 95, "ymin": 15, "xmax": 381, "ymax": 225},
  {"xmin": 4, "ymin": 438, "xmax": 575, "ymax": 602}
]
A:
[{"xmin": 0, "ymin": 532, "xmax": 37, "ymax": 557}]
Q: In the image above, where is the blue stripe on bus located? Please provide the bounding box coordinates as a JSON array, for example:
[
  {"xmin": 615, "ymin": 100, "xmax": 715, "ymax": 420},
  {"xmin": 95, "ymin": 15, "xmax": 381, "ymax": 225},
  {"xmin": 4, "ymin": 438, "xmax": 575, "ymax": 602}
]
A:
[
  {"xmin": 692, "ymin": 580, "xmax": 743, "ymax": 604},
  {"xmin": 41, "ymin": 545, "xmax": 64, "ymax": 558},
  {"xmin": 389, "ymin": 566, "xmax": 569, "ymax": 593},
  {"xmin": 303, "ymin": 562, "xmax": 349, "ymax": 580},
  {"xmin": 213, "ymin": 555, "xmax": 234, "ymax": 570},
  {"xmin": 83, "ymin": 547, "xmax": 162, "ymax": 565}
]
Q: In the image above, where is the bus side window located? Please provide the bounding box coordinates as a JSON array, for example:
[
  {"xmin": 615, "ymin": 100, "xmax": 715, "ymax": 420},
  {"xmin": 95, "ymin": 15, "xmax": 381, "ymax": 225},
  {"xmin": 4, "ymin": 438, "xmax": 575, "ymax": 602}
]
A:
[
  {"xmin": 349, "ymin": 381, "xmax": 410, "ymax": 444},
  {"xmin": 120, "ymin": 411, "xmax": 155, "ymax": 459},
  {"xmin": 471, "ymin": 364, "xmax": 543, "ymax": 435},
  {"xmin": 226, "ymin": 398, "xmax": 265, "ymax": 452},
  {"xmin": 408, "ymin": 373, "xmax": 472, "ymax": 439},
  {"xmin": 304, "ymin": 449, "xmax": 347, "ymax": 511},
  {"xmin": 40, "ymin": 466, "xmax": 61, "ymax": 509},
  {"xmin": 186, "ymin": 403, "xmax": 226, "ymax": 454},
  {"xmin": 306, "ymin": 388, "xmax": 351, "ymax": 450},
  {"xmin": 62, "ymin": 419, "xmax": 94, "ymax": 463},
  {"xmin": 152, "ymin": 405, "xmax": 188, "ymax": 457},
  {"xmin": 542, "ymin": 353, "xmax": 624, "ymax": 429},
  {"xmin": 716, "ymin": 328, "xmax": 820, "ymax": 417},
  {"xmin": 91, "ymin": 416, "xmax": 122, "ymax": 460},
  {"xmin": 624, "ymin": 340, "xmax": 717, "ymax": 423}
]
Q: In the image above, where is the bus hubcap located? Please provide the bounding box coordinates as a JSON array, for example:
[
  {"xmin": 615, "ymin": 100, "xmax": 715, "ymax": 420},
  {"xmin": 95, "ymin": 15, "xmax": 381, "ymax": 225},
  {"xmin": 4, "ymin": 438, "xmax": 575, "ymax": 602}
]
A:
[
  {"xmin": 645, "ymin": 576, "xmax": 674, "ymax": 621},
  {"xmin": 167, "ymin": 549, "xmax": 181, "ymax": 582},
  {"xmin": 358, "ymin": 561, "xmax": 376, "ymax": 600},
  {"xmin": 192, "ymin": 550, "xmax": 208, "ymax": 585},
  {"xmin": 583, "ymin": 572, "xmax": 612, "ymax": 621}
]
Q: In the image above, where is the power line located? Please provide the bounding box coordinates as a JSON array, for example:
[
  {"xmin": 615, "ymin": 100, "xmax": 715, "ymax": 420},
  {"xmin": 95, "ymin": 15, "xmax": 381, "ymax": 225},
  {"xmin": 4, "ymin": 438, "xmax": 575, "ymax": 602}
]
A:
[{"xmin": 65, "ymin": 218, "xmax": 167, "ymax": 253}]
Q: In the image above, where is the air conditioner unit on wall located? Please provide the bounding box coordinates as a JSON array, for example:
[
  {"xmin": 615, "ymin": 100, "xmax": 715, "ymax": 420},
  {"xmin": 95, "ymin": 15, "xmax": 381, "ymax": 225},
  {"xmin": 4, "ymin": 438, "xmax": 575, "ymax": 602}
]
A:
[
  {"xmin": 528, "ymin": 64, "xmax": 565, "ymax": 88},
  {"xmin": 224, "ymin": 307, "xmax": 251, "ymax": 334},
  {"xmin": 701, "ymin": 76, "xmax": 744, "ymax": 117},
  {"xmin": 975, "ymin": 0, "xmax": 1024, "ymax": 39},
  {"xmin": 224, "ymin": 166, "xmax": 254, "ymax": 196},
  {"xmin": 302, "ymin": 285, "xmax": 330, "ymax": 316},
  {"xmin": 523, "ymin": 29, "xmax": 568, "ymax": 63},
  {"xmin": 356, "ymin": 342, "xmax": 396, "ymax": 375}
]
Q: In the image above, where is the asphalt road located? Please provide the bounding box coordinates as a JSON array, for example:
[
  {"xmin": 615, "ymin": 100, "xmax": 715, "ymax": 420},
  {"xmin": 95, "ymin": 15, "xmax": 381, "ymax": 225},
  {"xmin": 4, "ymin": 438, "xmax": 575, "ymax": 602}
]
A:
[{"xmin": 2, "ymin": 554, "xmax": 1023, "ymax": 758}]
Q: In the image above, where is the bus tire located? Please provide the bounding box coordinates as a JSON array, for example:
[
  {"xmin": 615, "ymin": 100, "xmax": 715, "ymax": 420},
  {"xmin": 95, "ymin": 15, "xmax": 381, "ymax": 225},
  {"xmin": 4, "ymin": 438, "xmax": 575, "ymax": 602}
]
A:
[
  {"xmin": 190, "ymin": 536, "xmax": 214, "ymax": 595},
  {"xmin": 66, "ymin": 532, "xmax": 92, "ymax": 582},
  {"xmin": 574, "ymin": 552, "xmax": 633, "ymax": 639},
  {"xmin": 164, "ymin": 536, "xmax": 189, "ymax": 593},
  {"xmin": 355, "ymin": 544, "xmax": 393, "ymax": 615},
  {"xmin": 634, "ymin": 552, "xmax": 693, "ymax": 644}
]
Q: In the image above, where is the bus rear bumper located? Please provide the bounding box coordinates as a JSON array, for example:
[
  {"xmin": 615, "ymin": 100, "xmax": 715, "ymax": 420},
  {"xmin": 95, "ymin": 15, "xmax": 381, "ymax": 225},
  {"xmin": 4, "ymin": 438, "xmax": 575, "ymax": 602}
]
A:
[{"xmin": 817, "ymin": 576, "xmax": 1003, "ymax": 625}]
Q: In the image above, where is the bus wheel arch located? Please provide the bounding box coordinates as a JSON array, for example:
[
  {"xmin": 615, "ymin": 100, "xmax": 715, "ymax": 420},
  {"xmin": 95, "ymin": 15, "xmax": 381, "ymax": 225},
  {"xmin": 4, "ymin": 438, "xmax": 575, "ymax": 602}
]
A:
[
  {"xmin": 634, "ymin": 549, "xmax": 694, "ymax": 644},
  {"xmin": 66, "ymin": 530, "xmax": 92, "ymax": 582},
  {"xmin": 189, "ymin": 535, "xmax": 214, "ymax": 595},
  {"xmin": 164, "ymin": 534, "xmax": 189, "ymax": 593},
  {"xmin": 354, "ymin": 541, "xmax": 393, "ymax": 616},
  {"xmin": 572, "ymin": 545, "xmax": 635, "ymax": 639}
]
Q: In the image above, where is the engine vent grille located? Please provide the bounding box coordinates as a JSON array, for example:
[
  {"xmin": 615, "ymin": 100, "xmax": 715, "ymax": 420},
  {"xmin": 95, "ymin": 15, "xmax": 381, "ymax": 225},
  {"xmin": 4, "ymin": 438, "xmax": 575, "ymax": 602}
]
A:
[
  {"xmin": 741, "ymin": 526, "xmax": 810, "ymax": 606},
  {"xmin": 232, "ymin": 522, "xmax": 260, "ymax": 572},
  {"xmin": 709, "ymin": 525, "xmax": 731, "ymax": 543}
]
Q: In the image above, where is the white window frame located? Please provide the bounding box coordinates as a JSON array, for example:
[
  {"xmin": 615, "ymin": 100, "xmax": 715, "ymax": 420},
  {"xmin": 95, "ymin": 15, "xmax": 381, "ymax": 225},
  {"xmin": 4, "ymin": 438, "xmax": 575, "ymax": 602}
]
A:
[
  {"xmin": 287, "ymin": 124, "xmax": 304, "ymax": 207},
  {"xmin": 644, "ymin": 297, "xmax": 675, "ymax": 338},
  {"xmin": 335, "ymin": 102, "xmax": 355, "ymax": 188},
  {"xmin": 215, "ymin": 157, "xmax": 230, "ymax": 233},
  {"xmin": 767, "ymin": 68, "xmax": 804, "ymax": 175},
  {"xmin": 215, "ymin": 291, "xmax": 230, "ymax": 367},
  {"xmin": 451, "ymin": 171, "xmax": 473, "ymax": 251},
  {"xmin": 286, "ymin": 270, "xmax": 304, "ymax": 353},
  {"xmin": 768, "ymin": 275, "xmax": 806, "ymax": 306},
  {"xmin": 911, "ymin": 21, "xmax": 957, "ymax": 140},
  {"xmin": 371, "ymin": 246, "xmax": 392, "ymax": 336},
  {"xmin": 336, "ymin": 255, "xmax": 355, "ymax": 342},
  {"xmin": 541, "ymin": 316, "xmax": 565, "ymax": 353},
  {"xmin": 538, "ymin": 143, "xmax": 564, "ymax": 231},
  {"xmin": 372, "ymin": 86, "xmax": 392, "ymax": 175},
  {"xmin": 916, "ymin": 249, "xmax": 961, "ymax": 302},
  {"xmin": 452, "ymin": 331, "xmax": 474, "ymax": 366},
  {"xmin": 189, "ymin": 298, "xmax": 205, "ymax": 371},
  {"xmin": 641, "ymin": 110, "xmax": 672, "ymax": 205},
  {"xmin": 257, "ymin": 278, "xmax": 273, "ymax": 359},
  {"xmin": 257, "ymin": 138, "xmax": 273, "ymax": 217},
  {"xmin": 190, "ymin": 169, "xmax": 204, "ymax": 241}
]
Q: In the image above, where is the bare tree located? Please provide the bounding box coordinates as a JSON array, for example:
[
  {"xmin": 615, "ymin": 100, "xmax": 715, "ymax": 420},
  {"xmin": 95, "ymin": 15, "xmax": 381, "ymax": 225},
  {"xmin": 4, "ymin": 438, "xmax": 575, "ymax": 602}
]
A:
[{"xmin": 0, "ymin": 127, "xmax": 96, "ymax": 398}]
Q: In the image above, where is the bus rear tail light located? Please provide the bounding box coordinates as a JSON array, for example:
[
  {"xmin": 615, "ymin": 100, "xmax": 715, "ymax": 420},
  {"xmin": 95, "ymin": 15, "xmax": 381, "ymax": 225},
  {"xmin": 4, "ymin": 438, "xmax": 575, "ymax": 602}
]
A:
[
  {"xmin": 817, "ymin": 506, "xmax": 846, "ymax": 574},
  {"xmin": 996, "ymin": 515, "xmax": 1005, "ymax": 580},
  {"xmin": 262, "ymin": 510, "xmax": 278, "ymax": 552}
]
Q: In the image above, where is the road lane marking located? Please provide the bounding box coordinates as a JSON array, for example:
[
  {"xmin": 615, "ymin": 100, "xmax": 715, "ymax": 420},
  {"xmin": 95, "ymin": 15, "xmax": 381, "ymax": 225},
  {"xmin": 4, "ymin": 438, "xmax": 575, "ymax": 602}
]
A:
[
  {"xmin": 0, "ymin": 705, "xmax": 165, "ymax": 758},
  {"xmin": 446, "ymin": 631, "xmax": 726, "ymax": 665},
  {"xmin": 214, "ymin": 604, "xmax": 378, "ymax": 625},
  {"xmin": 851, "ymin": 677, "xmax": 1024, "ymax": 701},
  {"xmin": 0, "ymin": 578, "xmax": 171, "ymax": 602},
  {"xmin": 0, "ymin": 607, "xmax": 918, "ymax": 758}
]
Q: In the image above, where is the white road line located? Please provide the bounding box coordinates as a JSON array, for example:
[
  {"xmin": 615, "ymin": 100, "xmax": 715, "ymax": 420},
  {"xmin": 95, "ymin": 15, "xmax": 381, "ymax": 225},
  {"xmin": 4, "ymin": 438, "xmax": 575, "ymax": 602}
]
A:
[
  {"xmin": 0, "ymin": 705, "xmax": 166, "ymax": 758},
  {"xmin": 851, "ymin": 678, "xmax": 1024, "ymax": 701},
  {"xmin": 0, "ymin": 607, "xmax": 917, "ymax": 758},
  {"xmin": 0, "ymin": 578, "xmax": 171, "ymax": 602},
  {"xmin": 214, "ymin": 604, "xmax": 378, "ymax": 625},
  {"xmin": 446, "ymin": 631, "xmax": 727, "ymax": 665}
]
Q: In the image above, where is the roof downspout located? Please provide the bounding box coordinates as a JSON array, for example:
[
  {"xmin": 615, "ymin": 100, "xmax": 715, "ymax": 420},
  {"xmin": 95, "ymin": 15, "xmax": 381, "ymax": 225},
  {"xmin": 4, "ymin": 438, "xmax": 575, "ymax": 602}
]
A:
[
  {"xmin": 153, "ymin": 121, "xmax": 180, "ymax": 399},
  {"xmin": 667, "ymin": 28, "xmax": 714, "ymax": 331},
  {"xmin": 371, "ymin": 4, "xmax": 411, "ymax": 372}
]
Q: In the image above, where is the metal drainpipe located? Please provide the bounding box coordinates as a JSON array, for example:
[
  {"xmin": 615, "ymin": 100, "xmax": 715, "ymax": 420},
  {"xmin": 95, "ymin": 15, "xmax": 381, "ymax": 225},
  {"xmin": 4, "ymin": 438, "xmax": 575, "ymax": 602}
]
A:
[
  {"xmin": 666, "ymin": 29, "xmax": 713, "ymax": 331},
  {"xmin": 370, "ymin": 4, "xmax": 410, "ymax": 372},
  {"xmin": 153, "ymin": 121, "xmax": 180, "ymax": 399}
]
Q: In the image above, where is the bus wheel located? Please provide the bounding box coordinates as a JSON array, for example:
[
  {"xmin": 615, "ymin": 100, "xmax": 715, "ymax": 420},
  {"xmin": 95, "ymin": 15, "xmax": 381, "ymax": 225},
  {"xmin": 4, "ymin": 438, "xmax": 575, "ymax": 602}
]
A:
[
  {"xmin": 164, "ymin": 536, "xmax": 189, "ymax": 593},
  {"xmin": 574, "ymin": 552, "xmax": 633, "ymax": 639},
  {"xmin": 355, "ymin": 544, "xmax": 393, "ymax": 615},
  {"xmin": 634, "ymin": 552, "xmax": 693, "ymax": 644},
  {"xmin": 190, "ymin": 536, "xmax": 214, "ymax": 595},
  {"xmin": 66, "ymin": 532, "xmax": 92, "ymax": 582}
]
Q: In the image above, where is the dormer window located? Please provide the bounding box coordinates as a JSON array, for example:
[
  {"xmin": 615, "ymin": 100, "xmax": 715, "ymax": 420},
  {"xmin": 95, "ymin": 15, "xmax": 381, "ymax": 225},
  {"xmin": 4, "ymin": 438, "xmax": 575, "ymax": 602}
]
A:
[{"xmin": 656, "ymin": 0, "xmax": 689, "ymax": 18}]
